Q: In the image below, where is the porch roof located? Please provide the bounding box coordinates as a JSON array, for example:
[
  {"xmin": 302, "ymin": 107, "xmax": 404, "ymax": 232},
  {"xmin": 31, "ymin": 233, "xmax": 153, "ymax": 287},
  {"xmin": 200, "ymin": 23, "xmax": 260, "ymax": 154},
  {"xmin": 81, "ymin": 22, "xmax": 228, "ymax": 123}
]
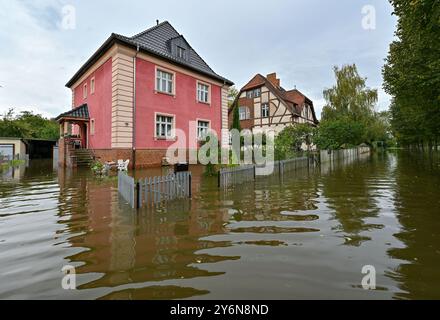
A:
[{"xmin": 56, "ymin": 104, "xmax": 90, "ymax": 122}]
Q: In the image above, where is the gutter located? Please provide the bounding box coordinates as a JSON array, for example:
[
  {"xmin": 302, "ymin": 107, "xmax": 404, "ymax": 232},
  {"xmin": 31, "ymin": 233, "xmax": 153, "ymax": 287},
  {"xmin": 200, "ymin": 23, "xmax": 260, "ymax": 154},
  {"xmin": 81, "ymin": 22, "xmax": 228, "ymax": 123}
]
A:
[{"xmin": 132, "ymin": 45, "xmax": 140, "ymax": 170}]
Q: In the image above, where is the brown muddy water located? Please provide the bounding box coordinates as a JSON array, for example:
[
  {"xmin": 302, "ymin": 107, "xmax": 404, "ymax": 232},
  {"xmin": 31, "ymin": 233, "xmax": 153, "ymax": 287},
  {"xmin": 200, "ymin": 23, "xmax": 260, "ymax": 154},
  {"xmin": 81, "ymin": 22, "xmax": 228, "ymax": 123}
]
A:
[{"xmin": 0, "ymin": 151, "xmax": 439, "ymax": 300}]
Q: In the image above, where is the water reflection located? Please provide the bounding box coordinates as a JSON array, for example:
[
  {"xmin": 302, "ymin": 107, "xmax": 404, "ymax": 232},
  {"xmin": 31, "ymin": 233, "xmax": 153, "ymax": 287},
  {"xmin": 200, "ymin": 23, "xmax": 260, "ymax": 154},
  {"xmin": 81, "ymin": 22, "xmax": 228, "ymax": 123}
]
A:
[
  {"xmin": 56, "ymin": 168, "xmax": 239, "ymax": 298},
  {"xmin": 320, "ymin": 154, "xmax": 385, "ymax": 246},
  {"xmin": 1, "ymin": 153, "xmax": 440, "ymax": 299},
  {"xmin": 386, "ymin": 151, "xmax": 440, "ymax": 299}
]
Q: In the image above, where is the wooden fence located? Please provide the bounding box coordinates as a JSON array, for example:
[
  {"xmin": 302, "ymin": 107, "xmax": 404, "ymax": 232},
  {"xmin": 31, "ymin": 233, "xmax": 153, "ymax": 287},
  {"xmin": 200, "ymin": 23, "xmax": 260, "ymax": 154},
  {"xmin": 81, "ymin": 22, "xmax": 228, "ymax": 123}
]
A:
[
  {"xmin": 117, "ymin": 171, "xmax": 192, "ymax": 209},
  {"xmin": 139, "ymin": 171, "xmax": 191, "ymax": 207},
  {"xmin": 118, "ymin": 172, "xmax": 136, "ymax": 208}
]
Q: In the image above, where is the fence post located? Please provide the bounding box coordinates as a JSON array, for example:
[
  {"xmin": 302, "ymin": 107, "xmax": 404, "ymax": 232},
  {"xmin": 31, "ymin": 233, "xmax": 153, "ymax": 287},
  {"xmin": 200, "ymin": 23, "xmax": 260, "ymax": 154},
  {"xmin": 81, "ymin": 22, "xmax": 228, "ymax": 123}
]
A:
[
  {"xmin": 218, "ymin": 170, "xmax": 221, "ymax": 188},
  {"xmin": 188, "ymin": 172, "xmax": 192, "ymax": 198},
  {"xmin": 136, "ymin": 181, "xmax": 141, "ymax": 209}
]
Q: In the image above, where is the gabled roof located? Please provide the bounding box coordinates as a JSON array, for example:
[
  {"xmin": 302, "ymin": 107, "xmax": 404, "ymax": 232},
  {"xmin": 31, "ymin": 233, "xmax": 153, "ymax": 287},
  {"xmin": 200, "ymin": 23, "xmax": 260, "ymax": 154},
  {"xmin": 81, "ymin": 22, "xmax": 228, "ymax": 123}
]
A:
[
  {"xmin": 232, "ymin": 73, "xmax": 319, "ymax": 125},
  {"xmin": 66, "ymin": 21, "xmax": 233, "ymax": 87},
  {"xmin": 284, "ymin": 89, "xmax": 319, "ymax": 124},
  {"xmin": 56, "ymin": 104, "xmax": 89, "ymax": 121},
  {"xmin": 236, "ymin": 74, "xmax": 299, "ymax": 116}
]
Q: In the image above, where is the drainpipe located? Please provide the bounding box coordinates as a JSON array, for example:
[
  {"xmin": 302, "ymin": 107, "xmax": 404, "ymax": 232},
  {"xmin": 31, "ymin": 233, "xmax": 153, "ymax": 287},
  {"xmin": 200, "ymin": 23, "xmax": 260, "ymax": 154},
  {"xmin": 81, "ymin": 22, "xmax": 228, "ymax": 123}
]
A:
[{"xmin": 132, "ymin": 45, "xmax": 140, "ymax": 170}]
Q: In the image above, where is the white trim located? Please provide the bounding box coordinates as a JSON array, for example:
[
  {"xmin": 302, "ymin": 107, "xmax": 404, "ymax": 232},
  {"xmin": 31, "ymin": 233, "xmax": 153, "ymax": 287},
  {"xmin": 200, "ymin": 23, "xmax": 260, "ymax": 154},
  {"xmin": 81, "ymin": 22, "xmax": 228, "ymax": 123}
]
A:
[
  {"xmin": 196, "ymin": 80, "xmax": 211, "ymax": 105},
  {"xmin": 155, "ymin": 66, "xmax": 176, "ymax": 96},
  {"xmin": 196, "ymin": 118, "xmax": 211, "ymax": 141},
  {"xmin": 83, "ymin": 83, "xmax": 88, "ymax": 99},
  {"xmin": 154, "ymin": 112, "xmax": 176, "ymax": 140}
]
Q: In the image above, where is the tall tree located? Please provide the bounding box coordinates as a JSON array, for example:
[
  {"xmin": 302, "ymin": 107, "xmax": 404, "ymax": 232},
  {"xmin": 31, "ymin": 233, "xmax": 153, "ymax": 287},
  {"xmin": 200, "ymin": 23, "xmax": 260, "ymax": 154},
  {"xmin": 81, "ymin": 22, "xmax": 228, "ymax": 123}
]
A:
[
  {"xmin": 315, "ymin": 64, "xmax": 387, "ymax": 149},
  {"xmin": 383, "ymin": 0, "xmax": 440, "ymax": 147},
  {"xmin": 322, "ymin": 64, "xmax": 378, "ymax": 123},
  {"xmin": 0, "ymin": 109, "xmax": 59, "ymax": 140}
]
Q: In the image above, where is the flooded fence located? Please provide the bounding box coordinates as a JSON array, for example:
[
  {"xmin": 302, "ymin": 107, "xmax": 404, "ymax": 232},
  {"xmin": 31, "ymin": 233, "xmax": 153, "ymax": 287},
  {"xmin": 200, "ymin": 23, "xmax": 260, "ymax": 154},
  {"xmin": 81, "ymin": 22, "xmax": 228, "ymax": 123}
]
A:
[
  {"xmin": 320, "ymin": 146, "xmax": 371, "ymax": 164},
  {"xmin": 118, "ymin": 172, "xmax": 136, "ymax": 208},
  {"xmin": 219, "ymin": 165, "xmax": 255, "ymax": 188},
  {"xmin": 139, "ymin": 171, "xmax": 191, "ymax": 207},
  {"xmin": 118, "ymin": 171, "xmax": 192, "ymax": 209},
  {"xmin": 219, "ymin": 147, "xmax": 370, "ymax": 189},
  {"xmin": 219, "ymin": 157, "xmax": 315, "ymax": 188}
]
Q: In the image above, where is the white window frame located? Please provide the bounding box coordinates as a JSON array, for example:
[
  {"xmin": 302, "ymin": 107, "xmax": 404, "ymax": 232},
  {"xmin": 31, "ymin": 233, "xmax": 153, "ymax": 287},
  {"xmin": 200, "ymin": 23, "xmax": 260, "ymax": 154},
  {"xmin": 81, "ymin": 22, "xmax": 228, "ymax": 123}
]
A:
[
  {"xmin": 261, "ymin": 103, "xmax": 269, "ymax": 118},
  {"xmin": 196, "ymin": 81, "xmax": 211, "ymax": 104},
  {"xmin": 239, "ymin": 106, "xmax": 250, "ymax": 120},
  {"xmin": 155, "ymin": 67, "xmax": 175, "ymax": 95},
  {"xmin": 246, "ymin": 88, "xmax": 261, "ymax": 99},
  {"xmin": 90, "ymin": 77, "xmax": 95, "ymax": 94},
  {"xmin": 83, "ymin": 83, "xmax": 87, "ymax": 99},
  {"xmin": 196, "ymin": 119, "xmax": 211, "ymax": 141},
  {"xmin": 177, "ymin": 46, "xmax": 186, "ymax": 59},
  {"xmin": 154, "ymin": 113, "xmax": 176, "ymax": 140}
]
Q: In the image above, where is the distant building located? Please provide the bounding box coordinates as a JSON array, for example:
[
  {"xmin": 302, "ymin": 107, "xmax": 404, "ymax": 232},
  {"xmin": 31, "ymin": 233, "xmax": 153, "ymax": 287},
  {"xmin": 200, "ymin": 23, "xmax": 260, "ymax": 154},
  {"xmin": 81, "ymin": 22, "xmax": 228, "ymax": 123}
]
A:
[
  {"xmin": 0, "ymin": 138, "xmax": 27, "ymax": 161},
  {"xmin": 229, "ymin": 73, "xmax": 319, "ymax": 135},
  {"xmin": 0, "ymin": 137, "xmax": 56, "ymax": 161},
  {"xmin": 56, "ymin": 21, "xmax": 233, "ymax": 168}
]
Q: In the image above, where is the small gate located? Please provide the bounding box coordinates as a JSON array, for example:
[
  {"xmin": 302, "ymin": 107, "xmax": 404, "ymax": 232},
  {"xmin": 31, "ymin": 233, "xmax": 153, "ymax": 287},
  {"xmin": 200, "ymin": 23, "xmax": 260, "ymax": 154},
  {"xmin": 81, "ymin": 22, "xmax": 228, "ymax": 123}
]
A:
[{"xmin": 117, "ymin": 171, "xmax": 192, "ymax": 209}]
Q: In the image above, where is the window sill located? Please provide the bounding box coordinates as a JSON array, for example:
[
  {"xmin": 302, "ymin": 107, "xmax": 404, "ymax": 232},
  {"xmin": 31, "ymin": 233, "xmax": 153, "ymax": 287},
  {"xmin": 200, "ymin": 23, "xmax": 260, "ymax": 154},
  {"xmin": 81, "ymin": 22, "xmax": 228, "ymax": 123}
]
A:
[
  {"xmin": 154, "ymin": 136, "xmax": 177, "ymax": 142},
  {"xmin": 155, "ymin": 90, "xmax": 176, "ymax": 98},
  {"xmin": 197, "ymin": 100, "xmax": 211, "ymax": 106}
]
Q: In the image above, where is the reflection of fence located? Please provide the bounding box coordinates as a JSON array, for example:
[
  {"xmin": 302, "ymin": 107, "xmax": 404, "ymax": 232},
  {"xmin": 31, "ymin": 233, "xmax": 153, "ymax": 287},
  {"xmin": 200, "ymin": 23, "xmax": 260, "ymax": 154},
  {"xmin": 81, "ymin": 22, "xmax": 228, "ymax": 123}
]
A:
[
  {"xmin": 139, "ymin": 171, "xmax": 191, "ymax": 207},
  {"xmin": 117, "ymin": 171, "xmax": 192, "ymax": 209}
]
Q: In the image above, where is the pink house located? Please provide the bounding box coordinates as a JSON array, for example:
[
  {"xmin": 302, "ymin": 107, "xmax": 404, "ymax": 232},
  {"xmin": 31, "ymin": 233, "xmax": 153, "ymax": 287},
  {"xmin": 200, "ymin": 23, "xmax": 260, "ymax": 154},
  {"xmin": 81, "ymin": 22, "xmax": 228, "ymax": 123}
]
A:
[{"xmin": 56, "ymin": 21, "xmax": 233, "ymax": 168}]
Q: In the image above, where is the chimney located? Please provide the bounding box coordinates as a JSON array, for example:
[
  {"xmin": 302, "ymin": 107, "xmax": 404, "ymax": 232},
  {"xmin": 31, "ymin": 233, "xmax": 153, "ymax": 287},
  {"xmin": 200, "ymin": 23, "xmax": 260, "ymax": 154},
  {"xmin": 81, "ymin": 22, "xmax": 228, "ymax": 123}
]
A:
[
  {"xmin": 266, "ymin": 73, "xmax": 280, "ymax": 88},
  {"xmin": 156, "ymin": 19, "xmax": 160, "ymax": 25}
]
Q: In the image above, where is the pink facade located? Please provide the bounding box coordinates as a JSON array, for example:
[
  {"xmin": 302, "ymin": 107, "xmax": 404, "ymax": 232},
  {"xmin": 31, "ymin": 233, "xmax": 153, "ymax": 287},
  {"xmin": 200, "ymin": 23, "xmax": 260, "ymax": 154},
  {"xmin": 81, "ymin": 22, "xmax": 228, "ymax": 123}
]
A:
[
  {"xmin": 73, "ymin": 58, "xmax": 112, "ymax": 149},
  {"xmin": 71, "ymin": 57, "xmax": 223, "ymax": 152},
  {"xmin": 135, "ymin": 58, "xmax": 222, "ymax": 150}
]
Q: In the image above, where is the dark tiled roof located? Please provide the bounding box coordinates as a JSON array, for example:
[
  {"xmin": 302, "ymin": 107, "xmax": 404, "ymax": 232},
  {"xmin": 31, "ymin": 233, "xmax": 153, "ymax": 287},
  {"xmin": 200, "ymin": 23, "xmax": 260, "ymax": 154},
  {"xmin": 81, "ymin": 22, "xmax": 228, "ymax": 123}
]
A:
[
  {"xmin": 66, "ymin": 21, "xmax": 233, "ymax": 87},
  {"xmin": 56, "ymin": 104, "xmax": 89, "ymax": 121}
]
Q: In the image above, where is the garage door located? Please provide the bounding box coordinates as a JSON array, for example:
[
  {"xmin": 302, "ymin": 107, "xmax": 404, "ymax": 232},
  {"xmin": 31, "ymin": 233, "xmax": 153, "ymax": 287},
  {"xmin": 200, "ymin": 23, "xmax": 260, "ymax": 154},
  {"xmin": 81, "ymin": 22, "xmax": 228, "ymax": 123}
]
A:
[{"xmin": 0, "ymin": 144, "xmax": 14, "ymax": 160}]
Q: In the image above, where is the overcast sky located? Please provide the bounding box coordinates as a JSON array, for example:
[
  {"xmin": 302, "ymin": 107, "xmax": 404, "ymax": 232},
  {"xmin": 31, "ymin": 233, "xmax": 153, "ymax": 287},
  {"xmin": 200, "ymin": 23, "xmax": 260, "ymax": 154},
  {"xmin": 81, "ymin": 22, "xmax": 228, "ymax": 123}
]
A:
[{"xmin": 0, "ymin": 0, "xmax": 397, "ymax": 119}]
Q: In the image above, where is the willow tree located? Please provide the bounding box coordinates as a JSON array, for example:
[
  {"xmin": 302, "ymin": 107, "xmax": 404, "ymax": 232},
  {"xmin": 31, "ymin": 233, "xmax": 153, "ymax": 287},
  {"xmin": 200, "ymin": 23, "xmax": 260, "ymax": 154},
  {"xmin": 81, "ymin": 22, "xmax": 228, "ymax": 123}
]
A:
[
  {"xmin": 316, "ymin": 64, "xmax": 387, "ymax": 149},
  {"xmin": 322, "ymin": 64, "xmax": 378, "ymax": 123}
]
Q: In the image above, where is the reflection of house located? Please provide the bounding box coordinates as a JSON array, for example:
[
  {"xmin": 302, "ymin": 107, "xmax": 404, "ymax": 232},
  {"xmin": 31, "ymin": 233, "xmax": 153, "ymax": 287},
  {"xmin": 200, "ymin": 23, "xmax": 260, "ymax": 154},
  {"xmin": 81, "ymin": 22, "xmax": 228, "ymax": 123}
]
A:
[
  {"xmin": 56, "ymin": 21, "xmax": 233, "ymax": 169},
  {"xmin": 229, "ymin": 73, "xmax": 319, "ymax": 135}
]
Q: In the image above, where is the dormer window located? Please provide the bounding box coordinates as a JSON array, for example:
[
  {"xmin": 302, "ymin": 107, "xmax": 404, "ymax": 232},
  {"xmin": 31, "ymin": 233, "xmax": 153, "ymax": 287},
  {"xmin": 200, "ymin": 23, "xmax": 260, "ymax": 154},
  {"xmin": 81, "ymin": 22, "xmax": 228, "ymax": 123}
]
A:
[{"xmin": 177, "ymin": 46, "xmax": 186, "ymax": 59}]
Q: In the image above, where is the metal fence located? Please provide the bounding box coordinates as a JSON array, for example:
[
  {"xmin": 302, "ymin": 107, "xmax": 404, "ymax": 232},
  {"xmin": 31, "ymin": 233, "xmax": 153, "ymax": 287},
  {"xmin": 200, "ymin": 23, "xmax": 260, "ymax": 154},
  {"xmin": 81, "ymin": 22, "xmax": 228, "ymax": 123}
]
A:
[
  {"xmin": 139, "ymin": 171, "xmax": 192, "ymax": 207},
  {"xmin": 320, "ymin": 146, "xmax": 371, "ymax": 164},
  {"xmin": 219, "ymin": 165, "xmax": 255, "ymax": 188},
  {"xmin": 219, "ymin": 157, "xmax": 314, "ymax": 188},
  {"xmin": 118, "ymin": 172, "xmax": 136, "ymax": 208},
  {"xmin": 117, "ymin": 171, "xmax": 192, "ymax": 209},
  {"xmin": 280, "ymin": 157, "xmax": 309, "ymax": 174}
]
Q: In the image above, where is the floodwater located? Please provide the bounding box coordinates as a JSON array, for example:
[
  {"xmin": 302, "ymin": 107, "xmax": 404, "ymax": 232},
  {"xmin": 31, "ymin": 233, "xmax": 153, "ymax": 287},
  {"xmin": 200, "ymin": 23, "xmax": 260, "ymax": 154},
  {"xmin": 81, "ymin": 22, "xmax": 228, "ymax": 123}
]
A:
[{"xmin": 0, "ymin": 151, "xmax": 439, "ymax": 300}]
